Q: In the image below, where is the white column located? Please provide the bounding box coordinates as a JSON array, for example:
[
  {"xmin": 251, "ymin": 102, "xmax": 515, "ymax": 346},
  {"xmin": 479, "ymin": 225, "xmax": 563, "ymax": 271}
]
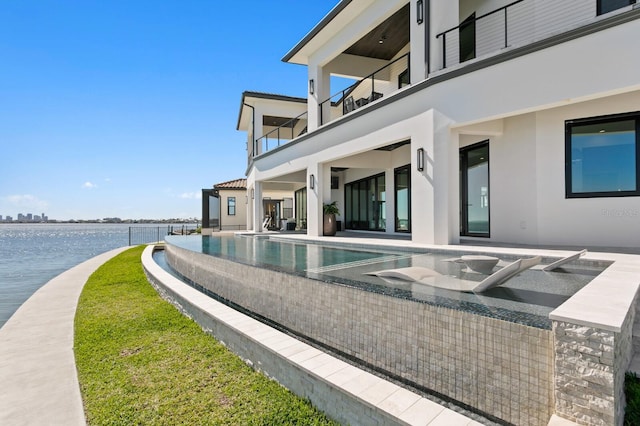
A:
[
  {"xmin": 411, "ymin": 109, "xmax": 454, "ymax": 244},
  {"xmin": 252, "ymin": 182, "xmax": 263, "ymax": 233},
  {"xmin": 308, "ymin": 62, "xmax": 330, "ymax": 131},
  {"xmin": 410, "ymin": 0, "xmax": 428, "ymax": 82},
  {"xmin": 433, "ymin": 110, "xmax": 457, "ymax": 244},
  {"xmin": 306, "ymin": 163, "xmax": 323, "ymax": 236}
]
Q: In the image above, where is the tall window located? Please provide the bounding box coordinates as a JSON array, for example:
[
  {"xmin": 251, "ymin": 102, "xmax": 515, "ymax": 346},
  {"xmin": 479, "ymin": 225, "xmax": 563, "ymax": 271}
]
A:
[
  {"xmin": 227, "ymin": 197, "xmax": 236, "ymax": 216},
  {"xmin": 394, "ymin": 165, "xmax": 411, "ymax": 232},
  {"xmin": 295, "ymin": 188, "xmax": 307, "ymax": 229},
  {"xmin": 344, "ymin": 173, "xmax": 385, "ymax": 231},
  {"xmin": 283, "ymin": 197, "xmax": 293, "ymax": 219},
  {"xmin": 597, "ymin": 0, "xmax": 635, "ymax": 15},
  {"xmin": 566, "ymin": 112, "xmax": 640, "ymax": 198}
]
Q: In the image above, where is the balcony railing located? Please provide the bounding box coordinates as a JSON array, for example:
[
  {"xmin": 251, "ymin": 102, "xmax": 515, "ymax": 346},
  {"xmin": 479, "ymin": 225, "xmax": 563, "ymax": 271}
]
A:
[
  {"xmin": 319, "ymin": 52, "xmax": 410, "ymax": 125},
  {"xmin": 253, "ymin": 110, "xmax": 308, "ymax": 157},
  {"xmin": 436, "ymin": 0, "xmax": 609, "ymax": 70},
  {"xmin": 251, "ymin": 52, "xmax": 409, "ymax": 158}
]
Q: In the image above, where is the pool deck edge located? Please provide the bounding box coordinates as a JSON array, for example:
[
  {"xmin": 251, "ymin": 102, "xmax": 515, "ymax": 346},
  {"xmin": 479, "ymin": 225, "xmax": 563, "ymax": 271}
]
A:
[{"xmin": 0, "ymin": 246, "xmax": 130, "ymax": 426}]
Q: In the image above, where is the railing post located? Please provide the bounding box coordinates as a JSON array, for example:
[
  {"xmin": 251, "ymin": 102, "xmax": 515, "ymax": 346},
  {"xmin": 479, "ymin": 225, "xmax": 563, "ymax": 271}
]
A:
[
  {"xmin": 504, "ymin": 8, "xmax": 508, "ymax": 48},
  {"xmin": 371, "ymin": 73, "xmax": 375, "ymax": 99},
  {"xmin": 442, "ymin": 34, "xmax": 447, "ymax": 69},
  {"xmin": 128, "ymin": 226, "xmax": 131, "ymax": 246},
  {"xmin": 320, "ymin": 102, "xmax": 323, "ymax": 126}
]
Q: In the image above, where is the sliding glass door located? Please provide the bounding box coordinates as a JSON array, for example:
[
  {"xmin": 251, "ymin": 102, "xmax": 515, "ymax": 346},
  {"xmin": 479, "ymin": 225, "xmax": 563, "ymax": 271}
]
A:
[
  {"xmin": 460, "ymin": 141, "xmax": 490, "ymax": 237},
  {"xmin": 344, "ymin": 173, "xmax": 385, "ymax": 231}
]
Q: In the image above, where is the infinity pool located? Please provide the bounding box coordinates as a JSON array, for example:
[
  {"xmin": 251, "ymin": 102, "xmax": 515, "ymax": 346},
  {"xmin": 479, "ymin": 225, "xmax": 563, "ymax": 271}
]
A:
[{"xmin": 163, "ymin": 234, "xmax": 608, "ymax": 329}]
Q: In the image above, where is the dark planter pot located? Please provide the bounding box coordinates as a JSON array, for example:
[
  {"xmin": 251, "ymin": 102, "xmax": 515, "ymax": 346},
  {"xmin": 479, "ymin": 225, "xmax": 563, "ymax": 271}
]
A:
[{"xmin": 323, "ymin": 214, "xmax": 337, "ymax": 236}]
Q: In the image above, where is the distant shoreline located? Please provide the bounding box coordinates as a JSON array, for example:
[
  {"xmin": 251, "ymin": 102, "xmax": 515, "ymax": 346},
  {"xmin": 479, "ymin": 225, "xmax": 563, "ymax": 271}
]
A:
[{"xmin": 0, "ymin": 219, "xmax": 200, "ymax": 225}]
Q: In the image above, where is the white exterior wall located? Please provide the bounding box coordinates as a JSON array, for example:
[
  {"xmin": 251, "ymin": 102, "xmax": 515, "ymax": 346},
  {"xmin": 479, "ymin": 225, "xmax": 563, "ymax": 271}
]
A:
[
  {"xmin": 247, "ymin": 3, "xmax": 640, "ymax": 247},
  {"xmin": 218, "ymin": 189, "xmax": 247, "ymax": 231},
  {"xmin": 461, "ymin": 91, "xmax": 640, "ymax": 248},
  {"xmin": 534, "ymin": 92, "xmax": 640, "ymax": 247}
]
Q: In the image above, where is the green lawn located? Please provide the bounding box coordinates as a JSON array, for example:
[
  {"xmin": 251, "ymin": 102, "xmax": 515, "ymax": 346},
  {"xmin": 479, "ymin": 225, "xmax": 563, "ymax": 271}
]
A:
[{"xmin": 74, "ymin": 246, "xmax": 337, "ymax": 425}]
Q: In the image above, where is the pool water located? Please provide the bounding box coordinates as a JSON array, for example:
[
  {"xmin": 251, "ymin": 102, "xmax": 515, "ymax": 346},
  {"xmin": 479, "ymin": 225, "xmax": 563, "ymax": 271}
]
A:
[{"xmin": 163, "ymin": 234, "xmax": 608, "ymax": 329}]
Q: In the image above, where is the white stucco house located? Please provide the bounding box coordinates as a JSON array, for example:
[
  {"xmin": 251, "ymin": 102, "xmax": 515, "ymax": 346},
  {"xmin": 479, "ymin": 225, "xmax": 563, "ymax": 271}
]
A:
[{"xmin": 237, "ymin": 0, "xmax": 640, "ymax": 248}]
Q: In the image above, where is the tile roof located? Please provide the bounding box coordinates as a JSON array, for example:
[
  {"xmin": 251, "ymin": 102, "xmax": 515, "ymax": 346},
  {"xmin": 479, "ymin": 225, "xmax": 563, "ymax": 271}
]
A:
[{"xmin": 213, "ymin": 178, "xmax": 247, "ymax": 190}]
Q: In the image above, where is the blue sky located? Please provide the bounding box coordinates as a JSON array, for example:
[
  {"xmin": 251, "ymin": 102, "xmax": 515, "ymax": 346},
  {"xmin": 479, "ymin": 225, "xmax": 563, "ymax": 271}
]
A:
[{"xmin": 0, "ymin": 1, "xmax": 338, "ymax": 221}]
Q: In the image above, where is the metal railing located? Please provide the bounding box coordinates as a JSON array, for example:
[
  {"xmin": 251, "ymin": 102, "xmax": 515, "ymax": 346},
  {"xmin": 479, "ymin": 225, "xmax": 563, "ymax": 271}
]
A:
[
  {"xmin": 253, "ymin": 111, "xmax": 308, "ymax": 157},
  {"xmin": 319, "ymin": 53, "xmax": 410, "ymax": 125},
  {"xmin": 251, "ymin": 52, "xmax": 409, "ymax": 157},
  {"xmin": 436, "ymin": 0, "xmax": 525, "ymax": 69},
  {"xmin": 128, "ymin": 225, "xmax": 200, "ymax": 245},
  {"xmin": 128, "ymin": 226, "xmax": 165, "ymax": 245}
]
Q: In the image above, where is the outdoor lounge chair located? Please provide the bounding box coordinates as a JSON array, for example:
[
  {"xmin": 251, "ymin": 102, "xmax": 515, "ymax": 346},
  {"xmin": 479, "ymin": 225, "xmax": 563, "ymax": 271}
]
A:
[
  {"xmin": 367, "ymin": 256, "xmax": 541, "ymax": 293},
  {"xmin": 541, "ymin": 249, "xmax": 587, "ymax": 271},
  {"xmin": 344, "ymin": 96, "xmax": 356, "ymax": 113}
]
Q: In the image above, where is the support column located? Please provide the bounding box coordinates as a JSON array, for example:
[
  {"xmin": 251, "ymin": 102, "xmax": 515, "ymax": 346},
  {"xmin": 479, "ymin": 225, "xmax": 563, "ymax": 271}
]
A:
[
  {"xmin": 410, "ymin": 0, "xmax": 428, "ymax": 82},
  {"xmin": 411, "ymin": 109, "xmax": 455, "ymax": 244},
  {"xmin": 385, "ymin": 169, "xmax": 395, "ymax": 233},
  {"xmin": 306, "ymin": 164, "xmax": 322, "ymax": 236},
  {"xmin": 252, "ymin": 182, "xmax": 263, "ymax": 232},
  {"xmin": 308, "ymin": 63, "xmax": 330, "ymax": 131}
]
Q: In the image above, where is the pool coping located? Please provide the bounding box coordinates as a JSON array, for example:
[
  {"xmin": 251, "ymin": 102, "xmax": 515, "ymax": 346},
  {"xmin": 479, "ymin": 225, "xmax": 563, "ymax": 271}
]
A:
[{"xmin": 142, "ymin": 245, "xmax": 485, "ymax": 425}]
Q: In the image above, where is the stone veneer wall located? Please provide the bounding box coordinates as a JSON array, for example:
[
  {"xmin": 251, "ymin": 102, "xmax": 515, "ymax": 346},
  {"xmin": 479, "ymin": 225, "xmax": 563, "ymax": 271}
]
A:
[
  {"xmin": 553, "ymin": 293, "xmax": 636, "ymax": 425},
  {"xmin": 166, "ymin": 243, "xmax": 554, "ymax": 425}
]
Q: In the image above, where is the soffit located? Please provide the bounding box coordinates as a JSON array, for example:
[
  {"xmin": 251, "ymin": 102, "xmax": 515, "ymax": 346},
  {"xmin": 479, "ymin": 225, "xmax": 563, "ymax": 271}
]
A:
[{"xmin": 343, "ymin": 4, "xmax": 409, "ymax": 60}]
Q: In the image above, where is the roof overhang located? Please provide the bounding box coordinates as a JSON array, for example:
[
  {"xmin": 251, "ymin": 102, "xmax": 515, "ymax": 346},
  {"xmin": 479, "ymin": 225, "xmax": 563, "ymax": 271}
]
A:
[
  {"xmin": 237, "ymin": 91, "xmax": 307, "ymax": 131},
  {"xmin": 281, "ymin": 0, "xmax": 357, "ymax": 65}
]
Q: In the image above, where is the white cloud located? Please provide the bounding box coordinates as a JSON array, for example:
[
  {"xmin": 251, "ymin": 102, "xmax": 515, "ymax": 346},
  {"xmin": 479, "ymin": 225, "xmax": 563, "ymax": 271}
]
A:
[
  {"xmin": 3, "ymin": 194, "xmax": 49, "ymax": 210},
  {"xmin": 179, "ymin": 192, "xmax": 202, "ymax": 200},
  {"xmin": 82, "ymin": 181, "xmax": 97, "ymax": 189}
]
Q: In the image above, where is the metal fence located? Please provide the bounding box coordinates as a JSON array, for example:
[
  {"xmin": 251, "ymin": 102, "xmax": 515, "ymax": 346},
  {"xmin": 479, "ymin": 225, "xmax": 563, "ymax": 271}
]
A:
[{"xmin": 128, "ymin": 225, "xmax": 200, "ymax": 246}]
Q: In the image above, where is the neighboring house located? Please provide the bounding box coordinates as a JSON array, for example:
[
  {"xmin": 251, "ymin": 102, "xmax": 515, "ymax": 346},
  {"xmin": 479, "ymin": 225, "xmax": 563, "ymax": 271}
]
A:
[
  {"xmin": 202, "ymin": 178, "xmax": 298, "ymax": 233},
  {"xmin": 202, "ymin": 179, "xmax": 247, "ymax": 234},
  {"xmin": 237, "ymin": 0, "xmax": 640, "ymax": 248}
]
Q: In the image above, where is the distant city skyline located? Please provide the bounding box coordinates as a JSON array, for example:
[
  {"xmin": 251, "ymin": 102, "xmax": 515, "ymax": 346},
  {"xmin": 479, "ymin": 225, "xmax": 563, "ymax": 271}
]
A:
[{"xmin": 0, "ymin": 1, "xmax": 339, "ymax": 221}]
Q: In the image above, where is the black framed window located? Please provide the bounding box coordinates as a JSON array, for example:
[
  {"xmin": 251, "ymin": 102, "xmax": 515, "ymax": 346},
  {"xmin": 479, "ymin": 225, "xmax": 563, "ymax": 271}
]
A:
[
  {"xmin": 394, "ymin": 165, "xmax": 411, "ymax": 232},
  {"xmin": 398, "ymin": 69, "xmax": 410, "ymax": 89},
  {"xmin": 597, "ymin": 0, "xmax": 635, "ymax": 15},
  {"xmin": 227, "ymin": 197, "xmax": 236, "ymax": 215},
  {"xmin": 565, "ymin": 112, "xmax": 640, "ymax": 198},
  {"xmin": 344, "ymin": 172, "xmax": 385, "ymax": 231},
  {"xmin": 295, "ymin": 188, "xmax": 307, "ymax": 229}
]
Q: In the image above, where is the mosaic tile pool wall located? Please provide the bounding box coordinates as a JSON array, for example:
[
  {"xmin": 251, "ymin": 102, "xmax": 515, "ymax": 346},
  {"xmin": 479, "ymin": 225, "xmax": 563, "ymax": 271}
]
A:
[{"xmin": 166, "ymin": 243, "xmax": 554, "ymax": 425}]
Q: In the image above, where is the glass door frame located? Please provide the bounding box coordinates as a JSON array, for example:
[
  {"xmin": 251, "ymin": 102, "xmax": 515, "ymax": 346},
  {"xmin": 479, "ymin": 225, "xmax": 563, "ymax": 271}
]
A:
[{"xmin": 460, "ymin": 140, "xmax": 490, "ymax": 237}]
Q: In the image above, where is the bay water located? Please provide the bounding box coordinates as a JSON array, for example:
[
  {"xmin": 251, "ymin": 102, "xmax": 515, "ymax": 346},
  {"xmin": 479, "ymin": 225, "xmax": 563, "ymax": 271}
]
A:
[{"xmin": 0, "ymin": 223, "xmax": 171, "ymax": 329}]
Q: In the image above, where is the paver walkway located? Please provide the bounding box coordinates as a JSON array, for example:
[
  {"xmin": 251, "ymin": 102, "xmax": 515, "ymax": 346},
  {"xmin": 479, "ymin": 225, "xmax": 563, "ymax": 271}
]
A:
[{"xmin": 0, "ymin": 247, "xmax": 129, "ymax": 426}]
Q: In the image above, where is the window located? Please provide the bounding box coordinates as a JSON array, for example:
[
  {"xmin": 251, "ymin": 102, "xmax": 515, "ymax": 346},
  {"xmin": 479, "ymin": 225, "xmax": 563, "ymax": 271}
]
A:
[
  {"xmin": 344, "ymin": 173, "xmax": 385, "ymax": 231},
  {"xmin": 565, "ymin": 112, "xmax": 640, "ymax": 198},
  {"xmin": 398, "ymin": 69, "xmax": 410, "ymax": 89},
  {"xmin": 394, "ymin": 165, "xmax": 411, "ymax": 232},
  {"xmin": 295, "ymin": 188, "xmax": 307, "ymax": 229},
  {"xmin": 283, "ymin": 197, "xmax": 293, "ymax": 219},
  {"xmin": 227, "ymin": 197, "xmax": 236, "ymax": 215},
  {"xmin": 597, "ymin": 0, "xmax": 635, "ymax": 15}
]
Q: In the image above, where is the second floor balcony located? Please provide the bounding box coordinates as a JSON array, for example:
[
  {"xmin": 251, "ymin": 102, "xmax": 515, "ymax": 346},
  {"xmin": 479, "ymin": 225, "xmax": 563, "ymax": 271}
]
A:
[{"xmin": 246, "ymin": 0, "xmax": 639, "ymax": 160}]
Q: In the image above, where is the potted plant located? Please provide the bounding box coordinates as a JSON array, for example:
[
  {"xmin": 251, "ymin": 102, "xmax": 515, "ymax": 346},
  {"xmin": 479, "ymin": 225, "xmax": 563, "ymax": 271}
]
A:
[{"xmin": 323, "ymin": 201, "xmax": 340, "ymax": 236}]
